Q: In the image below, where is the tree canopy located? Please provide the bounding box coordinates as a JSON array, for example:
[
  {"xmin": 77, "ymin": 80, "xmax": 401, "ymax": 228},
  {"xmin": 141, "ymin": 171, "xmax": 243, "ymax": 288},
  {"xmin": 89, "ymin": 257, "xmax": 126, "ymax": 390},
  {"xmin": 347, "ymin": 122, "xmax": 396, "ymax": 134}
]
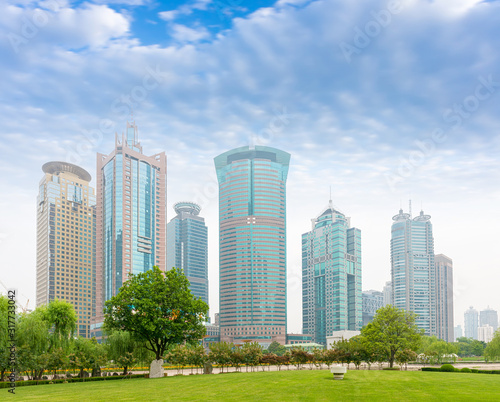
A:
[
  {"xmin": 485, "ymin": 330, "xmax": 500, "ymax": 361},
  {"xmin": 361, "ymin": 305, "xmax": 423, "ymax": 368},
  {"xmin": 104, "ymin": 266, "xmax": 209, "ymax": 360}
]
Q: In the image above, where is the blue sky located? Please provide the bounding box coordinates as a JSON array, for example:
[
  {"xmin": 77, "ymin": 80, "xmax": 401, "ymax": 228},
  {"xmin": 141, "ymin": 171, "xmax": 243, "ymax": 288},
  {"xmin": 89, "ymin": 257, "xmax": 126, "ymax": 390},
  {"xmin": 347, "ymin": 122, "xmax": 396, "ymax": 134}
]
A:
[{"xmin": 0, "ymin": 0, "xmax": 499, "ymax": 332}]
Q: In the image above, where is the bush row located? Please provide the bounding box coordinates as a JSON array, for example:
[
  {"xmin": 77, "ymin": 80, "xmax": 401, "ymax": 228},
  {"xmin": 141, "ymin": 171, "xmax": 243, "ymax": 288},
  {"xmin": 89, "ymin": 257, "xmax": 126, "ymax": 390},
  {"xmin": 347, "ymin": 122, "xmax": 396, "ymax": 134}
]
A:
[
  {"xmin": 0, "ymin": 374, "xmax": 145, "ymax": 389},
  {"xmin": 421, "ymin": 364, "xmax": 500, "ymax": 374}
]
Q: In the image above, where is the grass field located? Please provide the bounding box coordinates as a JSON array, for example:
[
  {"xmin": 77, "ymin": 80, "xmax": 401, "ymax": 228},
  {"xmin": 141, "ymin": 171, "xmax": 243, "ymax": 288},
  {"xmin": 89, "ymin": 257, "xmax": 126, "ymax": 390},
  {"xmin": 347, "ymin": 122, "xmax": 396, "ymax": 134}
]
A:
[{"xmin": 8, "ymin": 369, "xmax": 500, "ymax": 401}]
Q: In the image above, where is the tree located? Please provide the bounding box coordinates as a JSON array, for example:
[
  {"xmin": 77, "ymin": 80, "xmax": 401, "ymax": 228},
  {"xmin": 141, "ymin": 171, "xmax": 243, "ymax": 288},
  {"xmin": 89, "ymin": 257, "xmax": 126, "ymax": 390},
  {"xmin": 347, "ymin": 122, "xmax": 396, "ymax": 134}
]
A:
[
  {"xmin": 485, "ymin": 330, "xmax": 500, "ymax": 362},
  {"xmin": 44, "ymin": 299, "xmax": 77, "ymax": 351},
  {"xmin": 208, "ymin": 342, "xmax": 233, "ymax": 373},
  {"xmin": 360, "ymin": 305, "xmax": 423, "ymax": 368},
  {"xmin": 268, "ymin": 341, "xmax": 286, "ymax": 356},
  {"xmin": 104, "ymin": 266, "xmax": 209, "ymax": 374},
  {"xmin": 107, "ymin": 330, "xmax": 148, "ymax": 375},
  {"xmin": 68, "ymin": 337, "xmax": 108, "ymax": 378},
  {"xmin": 241, "ymin": 342, "xmax": 263, "ymax": 372}
]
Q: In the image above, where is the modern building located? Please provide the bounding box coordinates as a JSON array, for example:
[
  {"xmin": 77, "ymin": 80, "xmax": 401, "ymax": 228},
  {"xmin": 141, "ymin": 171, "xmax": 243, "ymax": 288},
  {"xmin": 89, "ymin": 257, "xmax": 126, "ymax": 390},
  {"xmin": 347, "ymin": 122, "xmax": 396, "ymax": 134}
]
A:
[
  {"xmin": 391, "ymin": 208, "xmax": 436, "ymax": 336},
  {"xmin": 286, "ymin": 333, "xmax": 313, "ymax": 345},
  {"xmin": 478, "ymin": 325, "xmax": 495, "ymax": 344},
  {"xmin": 454, "ymin": 325, "xmax": 463, "ymax": 341},
  {"xmin": 435, "ymin": 254, "xmax": 454, "ymax": 342},
  {"xmin": 383, "ymin": 281, "xmax": 392, "ymax": 306},
  {"xmin": 464, "ymin": 306, "xmax": 479, "ymax": 340},
  {"xmin": 167, "ymin": 201, "xmax": 208, "ymax": 305},
  {"xmin": 302, "ymin": 200, "xmax": 362, "ymax": 346},
  {"xmin": 480, "ymin": 307, "xmax": 498, "ymax": 331},
  {"xmin": 362, "ymin": 290, "xmax": 383, "ymax": 327},
  {"xmin": 36, "ymin": 161, "xmax": 96, "ymax": 338},
  {"xmin": 214, "ymin": 145, "xmax": 290, "ymax": 348},
  {"xmin": 326, "ymin": 330, "xmax": 361, "ymax": 349},
  {"xmin": 92, "ymin": 122, "xmax": 167, "ymax": 338}
]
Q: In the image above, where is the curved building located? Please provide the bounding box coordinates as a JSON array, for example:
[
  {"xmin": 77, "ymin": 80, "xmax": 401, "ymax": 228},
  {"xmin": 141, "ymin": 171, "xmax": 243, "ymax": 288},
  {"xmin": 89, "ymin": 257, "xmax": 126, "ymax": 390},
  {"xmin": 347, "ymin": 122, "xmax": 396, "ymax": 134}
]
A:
[{"xmin": 214, "ymin": 146, "xmax": 290, "ymax": 347}]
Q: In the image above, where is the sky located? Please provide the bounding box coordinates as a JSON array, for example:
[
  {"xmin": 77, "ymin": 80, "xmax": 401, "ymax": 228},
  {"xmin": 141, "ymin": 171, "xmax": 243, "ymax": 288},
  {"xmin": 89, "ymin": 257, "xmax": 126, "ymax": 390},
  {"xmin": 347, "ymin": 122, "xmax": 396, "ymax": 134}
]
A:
[{"xmin": 0, "ymin": 0, "xmax": 499, "ymax": 334}]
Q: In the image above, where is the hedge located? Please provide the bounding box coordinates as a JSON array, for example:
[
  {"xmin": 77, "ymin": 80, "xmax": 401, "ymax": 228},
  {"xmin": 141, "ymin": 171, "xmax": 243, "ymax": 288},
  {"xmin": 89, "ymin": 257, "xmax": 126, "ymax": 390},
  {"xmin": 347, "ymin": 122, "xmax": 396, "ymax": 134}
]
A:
[
  {"xmin": 0, "ymin": 374, "xmax": 144, "ymax": 389},
  {"xmin": 421, "ymin": 367, "xmax": 500, "ymax": 374}
]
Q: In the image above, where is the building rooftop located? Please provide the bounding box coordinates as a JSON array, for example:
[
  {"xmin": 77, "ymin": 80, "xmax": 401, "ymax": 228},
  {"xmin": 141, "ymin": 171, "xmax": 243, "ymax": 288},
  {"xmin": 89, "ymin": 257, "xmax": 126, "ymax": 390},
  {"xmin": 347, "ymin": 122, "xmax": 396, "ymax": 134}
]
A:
[{"xmin": 42, "ymin": 161, "xmax": 91, "ymax": 182}]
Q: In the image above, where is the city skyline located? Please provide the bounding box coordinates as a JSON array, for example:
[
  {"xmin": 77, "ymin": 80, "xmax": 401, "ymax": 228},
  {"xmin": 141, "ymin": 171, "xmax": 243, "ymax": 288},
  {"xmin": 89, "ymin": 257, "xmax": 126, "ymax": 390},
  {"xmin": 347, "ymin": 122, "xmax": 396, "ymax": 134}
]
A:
[{"xmin": 1, "ymin": 0, "xmax": 499, "ymax": 334}]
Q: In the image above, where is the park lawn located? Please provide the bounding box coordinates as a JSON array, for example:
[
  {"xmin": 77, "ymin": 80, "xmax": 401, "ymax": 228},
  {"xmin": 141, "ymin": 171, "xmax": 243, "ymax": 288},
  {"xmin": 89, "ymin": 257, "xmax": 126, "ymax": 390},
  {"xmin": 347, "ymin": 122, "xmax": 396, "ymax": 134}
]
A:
[{"xmin": 8, "ymin": 369, "xmax": 500, "ymax": 401}]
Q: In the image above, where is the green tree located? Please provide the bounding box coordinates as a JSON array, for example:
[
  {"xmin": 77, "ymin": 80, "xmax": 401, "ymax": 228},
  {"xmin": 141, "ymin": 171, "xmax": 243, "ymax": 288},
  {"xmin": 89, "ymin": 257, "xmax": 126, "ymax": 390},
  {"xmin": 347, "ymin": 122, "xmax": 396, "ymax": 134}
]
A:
[
  {"xmin": 104, "ymin": 267, "xmax": 209, "ymax": 365},
  {"xmin": 485, "ymin": 330, "xmax": 500, "ymax": 362},
  {"xmin": 242, "ymin": 342, "xmax": 263, "ymax": 372},
  {"xmin": 267, "ymin": 341, "xmax": 286, "ymax": 356},
  {"xmin": 45, "ymin": 299, "xmax": 77, "ymax": 351},
  {"xmin": 208, "ymin": 342, "xmax": 233, "ymax": 373},
  {"xmin": 360, "ymin": 305, "xmax": 423, "ymax": 368},
  {"xmin": 107, "ymin": 330, "xmax": 148, "ymax": 375},
  {"xmin": 68, "ymin": 337, "xmax": 107, "ymax": 379}
]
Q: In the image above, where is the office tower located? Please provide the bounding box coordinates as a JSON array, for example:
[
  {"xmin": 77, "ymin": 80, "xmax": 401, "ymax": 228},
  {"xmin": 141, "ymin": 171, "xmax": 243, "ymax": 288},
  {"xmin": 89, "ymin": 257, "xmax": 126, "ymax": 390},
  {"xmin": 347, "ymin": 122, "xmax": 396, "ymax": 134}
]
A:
[
  {"xmin": 478, "ymin": 325, "xmax": 494, "ymax": 343},
  {"xmin": 36, "ymin": 161, "xmax": 96, "ymax": 338},
  {"xmin": 302, "ymin": 200, "xmax": 362, "ymax": 346},
  {"xmin": 454, "ymin": 325, "xmax": 463, "ymax": 341},
  {"xmin": 92, "ymin": 122, "xmax": 166, "ymax": 337},
  {"xmin": 435, "ymin": 254, "xmax": 454, "ymax": 342},
  {"xmin": 383, "ymin": 281, "xmax": 392, "ymax": 306},
  {"xmin": 464, "ymin": 306, "xmax": 479, "ymax": 340},
  {"xmin": 362, "ymin": 290, "xmax": 383, "ymax": 327},
  {"xmin": 480, "ymin": 307, "xmax": 498, "ymax": 331},
  {"xmin": 214, "ymin": 145, "xmax": 290, "ymax": 347},
  {"xmin": 391, "ymin": 208, "xmax": 436, "ymax": 336},
  {"xmin": 167, "ymin": 201, "xmax": 209, "ymax": 305}
]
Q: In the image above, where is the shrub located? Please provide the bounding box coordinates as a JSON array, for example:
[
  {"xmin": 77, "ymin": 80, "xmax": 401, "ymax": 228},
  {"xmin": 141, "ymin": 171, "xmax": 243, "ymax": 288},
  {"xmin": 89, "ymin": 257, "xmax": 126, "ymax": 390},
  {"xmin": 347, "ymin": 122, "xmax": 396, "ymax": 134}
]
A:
[
  {"xmin": 471, "ymin": 369, "xmax": 479, "ymax": 373},
  {"xmin": 421, "ymin": 367, "xmax": 441, "ymax": 372},
  {"xmin": 382, "ymin": 367, "xmax": 400, "ymax": 370},
  {"xmin": 440, "ymin": 364, "xmax": 456, "ymax": 372},
  {"xmin": 460, "ymin": 368, "xmax": 472, "ymax": 373}
]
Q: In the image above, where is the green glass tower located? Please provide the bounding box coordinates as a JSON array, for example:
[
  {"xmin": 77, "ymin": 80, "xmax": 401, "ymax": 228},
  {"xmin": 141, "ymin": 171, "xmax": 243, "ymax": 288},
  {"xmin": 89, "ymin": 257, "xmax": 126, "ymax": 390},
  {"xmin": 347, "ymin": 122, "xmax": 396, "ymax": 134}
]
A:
[
  {"xmin": 214, "ymin": 145, "xmax": 290, "ymax": 347},
  {"xmin": 302, "ymin": 201, "xmax": 362, "ymax": 346}
]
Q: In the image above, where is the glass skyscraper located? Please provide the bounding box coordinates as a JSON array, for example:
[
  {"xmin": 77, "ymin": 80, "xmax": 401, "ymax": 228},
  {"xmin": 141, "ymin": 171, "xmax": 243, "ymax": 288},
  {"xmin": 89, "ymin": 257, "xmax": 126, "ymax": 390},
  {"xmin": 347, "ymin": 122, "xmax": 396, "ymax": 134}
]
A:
[
  {"xmin": 302, "ymin": 201, "xmax": 362, "ymax": 346},
  {"xmin": 214, "ymin": 145, "xmax": 290, "ymax": 347},
  {"xmin": 391, "ymin": 208, "xmax": 436, "ymax": 336},
  {"xmin": 36, "ymin": 161, "xmax": 96, "ymax": 338},
  {"xmin": 464, "ymin": 306, "xmax": 479, "ymax": 340},
  {"xmin": 167, "ymin": 201, "xmax": 209, "ymax": 306},
  {"xmin": 435, "ymin": 254, "xmax": 454, "ymax": 342},
  {"xmin": 92, "ymin": 122, "xmax": 167, "ymax": 337}
]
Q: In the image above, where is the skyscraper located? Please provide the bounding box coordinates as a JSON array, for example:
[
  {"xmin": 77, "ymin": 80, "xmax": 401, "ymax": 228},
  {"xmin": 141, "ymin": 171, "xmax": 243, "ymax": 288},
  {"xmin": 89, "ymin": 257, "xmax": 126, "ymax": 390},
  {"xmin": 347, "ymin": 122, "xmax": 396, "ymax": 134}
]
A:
[
  {"xmin": 92, "ymin": 122, "xmax": 167, "ymax": 337},
  {"xmin": 36, "ymin": 161, "xmax": 96, "ymax": 338},
  {"xmin": 435, "ymin": 254, "xmax": 454, "ymax": 342},
  {"xmin": 362, "ymin": 290, "xmax": 383, "ymax": 327},
  {"xmin": 167, "ymin": 201, "xmax": 208, "ymax": 305},
  {"xmin": 480, "ymin": 307, "xmax": 498, "ymax": 331},
  {"xmin": 214, "ymin": 145, "xmax": 290, "ymax": 347},
  {"xmin": 302, "ymin": 201, "xmax": 362, "ymax": 346},
  {"xmin": 464, "ymin": 306, "xmax": 479, "ymax": 340},
  {"xmin": 391, "ymin": 208, "xmax": 436, "ymax": 336},
  {"xmin": 454, "ymin": 325, "xmax": 463, "ymax": 341},
  {"xmin": 383, "ymin": 281, "xmax": 392, "ymax": 306}
]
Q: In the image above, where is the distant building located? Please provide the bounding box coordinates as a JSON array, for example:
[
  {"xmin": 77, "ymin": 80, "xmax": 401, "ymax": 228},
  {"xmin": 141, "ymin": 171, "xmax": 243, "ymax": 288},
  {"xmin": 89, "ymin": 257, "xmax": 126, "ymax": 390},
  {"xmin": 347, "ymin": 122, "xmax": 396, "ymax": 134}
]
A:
[
  {"xmin": 284, "ymin": 343, "xmax": 324, "ymax": 351},
  {"xmin": 391, "ymin": 208, "xmax": 436, "ymax": 336},
  {"xmin": 326, "ymin": 330, "xmax": 361, "ymax": 349},
  {"xmin": 167, "ymin": 201, "xmax": 208, "ymax": 306},
  {"xmin": 478, "ymin": 325, "xmax": 494, "ymax": 343},
  {"xmin": 464, "ymin": 306, "xmax": 479, "ymax": 340},
  {"xmin": 362, "ymin": 290, "xmax": 384, "ymax": 327},
  {"xmin": 454, "ymin": 325, "xmax": 463, "ymax": 341},
  {"xmin": 435, "ymin": 254, "xmax": 454, "ymax": 342},
  {"xmin": 383, "ymin": 281, "xmax": 392, "ymax": 306},
  {"xmin": 36, "ymin": 161, "xmax": 96, "ymax": 338},
  {"xmin": 302, "ymin": 200, "xmax": 362, "ymax": 347},
  {"xmin": 286, "ymin": 334, "xmax": 313, "ymax": 345},
  {"xmin": 480, "ymin": 307, "xmax": 498, "ymax": 331}
]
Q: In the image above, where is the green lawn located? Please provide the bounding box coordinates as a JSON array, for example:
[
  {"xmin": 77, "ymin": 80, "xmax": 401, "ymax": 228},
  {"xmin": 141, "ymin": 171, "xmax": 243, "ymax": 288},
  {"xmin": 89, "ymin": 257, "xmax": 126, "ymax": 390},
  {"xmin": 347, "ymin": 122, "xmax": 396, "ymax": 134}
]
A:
[{"xmin": 8, "ymin": 369, "xmax": 500, "ymax": 401}]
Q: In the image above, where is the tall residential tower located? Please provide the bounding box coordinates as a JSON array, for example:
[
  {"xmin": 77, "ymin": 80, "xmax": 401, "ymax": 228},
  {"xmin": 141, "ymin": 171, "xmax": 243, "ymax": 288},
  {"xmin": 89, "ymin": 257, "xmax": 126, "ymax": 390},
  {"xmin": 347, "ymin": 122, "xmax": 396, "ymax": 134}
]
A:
[
  {"xmin": 92, "ymin": 122, "xmax": 167, "ymax": 337},
  {"xmin": 214, "ymin": 145, "xmax": 290, "ymax": 347},
  {"xmin": 302, "ymin": 201, "xmax": 362, "ymax": 346},
  {"xmin": 435, "ymin": 254, "xmax": 454, "ymax": 342},
  {"xmin": 167, "ymin": 202, "xmax": 209, "ymax": 305},
  {"xmin": 36, "ymin": 161, "xmax": 96, "ymax": 338}
]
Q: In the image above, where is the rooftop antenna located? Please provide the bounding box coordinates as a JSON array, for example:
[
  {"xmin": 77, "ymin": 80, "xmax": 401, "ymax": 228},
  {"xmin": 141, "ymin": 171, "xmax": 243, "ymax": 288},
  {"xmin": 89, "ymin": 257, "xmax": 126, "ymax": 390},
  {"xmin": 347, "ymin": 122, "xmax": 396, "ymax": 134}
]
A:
[{"xmin": 329, "ymin": 186, "xmax": 333, "ymax": 209}]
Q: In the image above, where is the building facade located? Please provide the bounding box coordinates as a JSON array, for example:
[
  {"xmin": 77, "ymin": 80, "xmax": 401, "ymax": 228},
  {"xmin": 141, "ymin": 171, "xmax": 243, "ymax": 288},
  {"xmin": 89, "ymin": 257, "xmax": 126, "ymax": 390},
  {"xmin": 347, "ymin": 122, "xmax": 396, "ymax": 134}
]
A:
[
  {"xmin": 214, "ymin": 145, "xmax": 290, "ymax": 347},
  {"xmin": 454, "ymin": 325, "xmax": 463, "ymax": 341},
  {"xmin": 167, "ymin": 201, "xmax": 208, "ymax": 305},
  {"xmin": 478, "ymin": 325, "xmax": 495, "ymax": 343},
  {"xmin": 480, "ymin": 307, "xmax": 498, "ymax": 331},
  {"xmin": 391, "ymin": 208, "xmax": 436, "ymax": 336},
  {"xmin": 435, "ymin": 254, "xmax": 454, "ymax": 342},
  {"xmin": 302, "ymin": 201, "xmax": 362, "ymax": 346},
  {"xmin": 383, "ymin": 281, "xmax": 392, "ymax": 306},
  {"xmin": 92, "ymin": 122, "xmax": 167, "ymax": 337},
  {"xmin": 36, "ymin": 161, "xmax": 96, "ymax": 338},
  {"xmin": 362, "ymin": 290, "xmax": 384, "ymax": 327},
  {"xmin": 464, "ymin": 306, "xmax": 479, "ymax": 340}
]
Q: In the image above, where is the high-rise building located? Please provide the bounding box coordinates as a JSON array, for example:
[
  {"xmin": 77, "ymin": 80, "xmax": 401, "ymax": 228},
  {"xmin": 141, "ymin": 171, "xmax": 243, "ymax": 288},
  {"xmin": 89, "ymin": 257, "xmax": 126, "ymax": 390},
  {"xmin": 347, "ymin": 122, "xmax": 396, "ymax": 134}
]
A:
[
  {"xmin": 383, "ymin": 281, "xmax": 392, "ymax": 306},
  {"xmin": 302, "ymin": 201, "xmax": 362, "ymax": 346},
  {"xmin": 36, "ymin": 161, "xmax": 96, "ymax": 338},
  {"xmin": 391, "ymin": 208, "xmax": 436, "ymax": 336},
  {"xmin": 214, "ymin": 145, "xmax": 290, "ymax": 347},
  {"xmin": 480, "ymin": 307, "xmax": 498, "ymax": 331},
  {"xmin": 478, "ymin": 325, "xmax": 494, "ymax": 343},
  {"xmin": 454, "ymin": 325, "xmax": 463, "ymax": 341},
  {"xmin": 435, "ymin": 254, "xmax": 454, "ymax": 342},
  {"xmin": 464, "ymin": 306, "xmax": 479, "ymax": 340},
  {"xmin": 92, "ymin": 122, "xmax": 167, "ymax": 337},
  {"xmin": 167, "ymin": 201, "xmax": 208, "ymax": 305},
  {"xmin": 362, "ymin": 290, "xmax": 383, "ymax": 327}
]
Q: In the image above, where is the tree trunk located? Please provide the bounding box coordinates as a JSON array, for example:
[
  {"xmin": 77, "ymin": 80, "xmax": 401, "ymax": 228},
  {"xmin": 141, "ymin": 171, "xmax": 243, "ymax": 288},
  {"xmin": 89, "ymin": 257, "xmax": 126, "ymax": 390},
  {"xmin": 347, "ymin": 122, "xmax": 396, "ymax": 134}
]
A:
[{"xmin": 123, "ymin": 366, "xmax": 128, "ymax": 376}]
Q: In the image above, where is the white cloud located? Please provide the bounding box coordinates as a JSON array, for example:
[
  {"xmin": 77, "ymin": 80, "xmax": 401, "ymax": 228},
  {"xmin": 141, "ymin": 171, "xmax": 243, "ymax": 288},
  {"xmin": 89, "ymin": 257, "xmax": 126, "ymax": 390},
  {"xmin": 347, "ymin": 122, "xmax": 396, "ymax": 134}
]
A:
[
  {"xmin": 158, "ymin": 10, "xmax": 178, "ymax": 21},
  {"xmin": 171, "ymin": 23, "xmax": 209, "ymax": 42}
]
